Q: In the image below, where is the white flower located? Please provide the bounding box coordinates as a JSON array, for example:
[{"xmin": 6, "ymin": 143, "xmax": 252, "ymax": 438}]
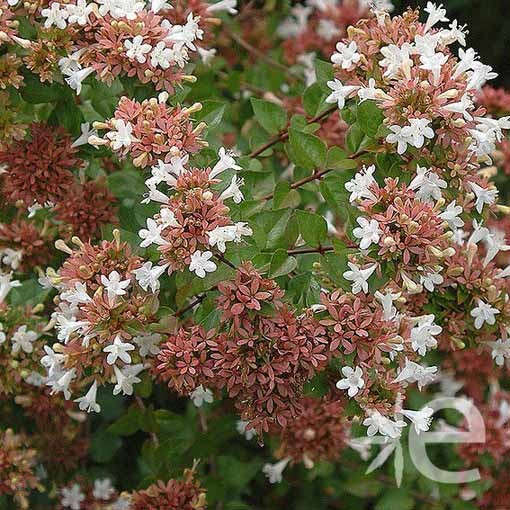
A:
[
  {"xmin": 133, "ymin": 333, "xmax": 161, "ymax": 357},
  {"xmin": 150, "ymin": 41, "xmax": 174, "ymax": 69},
  {"xmin": 387, "ymin": 118, "xmax": 434, "ymax": 154},
  {"xmin": 386, "ymin": 125, "xmax": 409, "ymax": 154},
  {"xmin": 439, "ymin": 201, "xmax": 464, "ymax": 230},
  {"xmin": 470, "ymin": 182, "xmax": 498, "ymax": 214},
  {"xmin": 343, "ymin": 262, "xmax": 377, "ymax": 294},
  {"xmin": 103, "ymin": 335, "xmax": 135, "ymax": 365},
  {"xmin": 424, "ymin": 2, "xmax": 448, "ymax": 32},
  {"xmin": 0, "ymin": 271, "xmax": 21, "ymax": 302},
  {"xmin": 124, "ymin": 35, "xmax": 152, "ymax": 63},
  {"xmin": 352, "ymin": 217, "xmax": 382, "ymax": 250},
  {"xmin": 262, "ymin": 458, "xmax": 291, "ymax": 484},
  {"xmin": 61, "ymin": 282, "xmax": 91, "ymax": 306},
  {"xmin": 48, "ymin": 368, "xmax": 76, "ymax": 400},
  {"xmin": 336, "ymin": 366, "xmax": 365, "ymax": 397},
  {"xmin": 410, "ymin": 315, "xmax": 442, "ymax": 356},
  {"xmin": 357, "ymin": 78, "xmax": 389, "ymax": 103},
  {"xmin": 420, "ymin": 269, "xmax": 443, "ymax": 292},
  {"xmin": 106, "ymin": 119, "xmax": 138, "ymax": 150},
  {"xmin": 160, "ymin": 208, "xmax": 180, "ymax": 228},
  {"xmin": 233, "ymin": 222, "xmax": 253, "ymax": 242},
  {"xmin": 401, "ymin": 407, "xmax": 434, "ymax": 434},
  {"xmin": 150, "ymin": 0, "xmax": 171, "ymax": 12},
  {"xmin": 111, "ymin": 496, "xmax": 132, "ymax": 510},
  {"xmin": 206, "ymin": 0, "xmax": 237, "ymax": 14},
  {"xmin": 331, "ymin": 41, "xmax": 361, "ymax": 69},
  {"xmin": 11, "ymin": 325, "xmax": 38, "ymax": 354},
  {"xmin": 374, "ymin": 290, "xmax": 400, "ymax": 321},
  {"xmin": 113, "ymin": 364, "xmax": 144, "ymax": 395},
  {"xmin": 189, "ymin": 250, "xmax": 217, "ymax": 278},
  {"xmin": 72, "ymin": 122, "xmax": 97, "ymax": 148},
  {"xmin": 41, "ymin": 2, "xmax": 69, "ymax": 29},
  {"xmin": 166, "ymin": 13, "xmax": 203, "ymax": 51},
  {"xmin": 55, "ymin": 315, "xmax": 88, "ymax": 343},
  {"xmin": 190, "ymin": 385, "xmax": 214, "ymax": 407},
  {"xmin": 210, "ymin": 147, "xmax": 242, "ymax": 179},
  {"xmin": 139, "ymin": 218, "xmax": 167, "ymax": 248},
  {"xmin": 101, "ymin": 270, "xmax": 131, "ymax": 303},
  {"xmin": 208, "ymin": 225, "xmax": 237, "ymax": 253},
  {"xmin": 236, "ymin": 420, "xmax": 257, "ymax": 440},
  {"xmin": 363, "ymin": 410, "xmax": 406, "ymax": 439},
  {"xmin": 409, "ymin": 166, "xmax": 447, "ymax": 203},
  {"xmin": 220, "ymin": 176, "xmax": 245, "ymax": 203},
  {"xmin": 392, "ymin": 359, "xmax": 437, "ymax": 390},
  {"xmin": 420, "ymin": 51, "xmax": 448, "ymax": 84},
  {"xmin": 98, "ymin": 0, "xmax": 145, "ymax": 19},
  {"xmin": 317, "ymin": 19, "xmax": 340, "ymax": 41},
  {"xmin": 467, "ymin": 62, "xmax": 497, "ymax": 90},
  {"xmin": 0, "ymin": 248, "xmax": 22, "ymax": 270},
  {"xmin": 413, "ymin": 33, "xmax": 440, "ymax": 56},
  {"xmin": 61, "ymin": 484, "xmax": 85, "ymax": 510},
  {"xmin": 133, "ymin": 261, "xmax": 168, "ymax": 293},
  {"xmin": 93, "ymin": 479, "xmax": 115, "ymax": 500},
  {"xmin": 74, "ymin": 380, "xmax": 101, "ymax": 413},
  {"xmin": 443, "ymin": 93, "xmax": 474, "ymax": 121},
  {"xmin": 470, "ymin": 299, "xmax": 499, "ymax": 329},
  {"xmin": 379, "ymin": 43, "xmax": 414, "ymax": 79},
  {"xmin": 0, "ymin": 323, "xmax": 5, "ymax": 345},
  {"xmin": 41, "ymin": 345, "xmax": 65, "ymax": 377},
  {"xmin": 325, "ymin": 79, "xmax": 359, "ymax": 109},
  {"xmin": 66, "ymin": 0, "xmax": 93, "ymax": 25},
  {"xmin": 489, "ymin": 338, "xmax": 510, "ymax": 366},
  {"xmin": 440, "ymin": 19, "xmax": 467, "ymax": 46},
  {"xmin": 483, "ymin": 230, "xmax": 510, "ymax": 267},
  {"xmin": 197, "ymin": 47, "xmax": 217, "ymax": 65},
  {"xmin": 345, "ymin": 165, "xmax": 377, "ymax": 203}
]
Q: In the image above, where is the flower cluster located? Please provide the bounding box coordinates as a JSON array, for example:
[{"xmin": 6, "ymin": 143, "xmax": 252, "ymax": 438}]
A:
[
  {"xmin": 42, "ymin": 231, "xmax": 161, "ymax": 410},
  {"xmin": 137, "ymin": 145, "xmax": 252, "ymax": 276},
  {"xmin": 89, "ymin": 95, "xmax": 207, "ymax": 167},
  {"xmin": 157, "ymin": 262, "xmax": 337, "ymax": 433}
]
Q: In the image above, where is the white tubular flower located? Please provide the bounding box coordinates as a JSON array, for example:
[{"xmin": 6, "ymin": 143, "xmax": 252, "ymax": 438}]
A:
[
  {"xmin": 410, "ymin": 315, "xmax": 442, "ymax": 356},
  {"xmin": 220, "ymin": 176, "xmax": 245, "ymax": 203},
  {"xmin": 106, "ymin": 119, "xmax": 138, "ymax": 150},
  {"xmin": 93, "ymin": 479, "xmax": 115, "ymax": 500},
  {"xmin": 325, "ymin": 79, "xmax": 359, "ymax": 109},
  {"xmin": 210, "ymin": 147, "xmax": 242, "ymax": 179},
  {"xmin": 11, "ymin": 325, "xmax": 38, "ymax": 354},
  {"xmin": 133, "ymin": 333, "xmax": 161, "ymax": 357},
  {"xmin": 392, "ymin": 359, "xmax": 437, "ymax": 390},
  {"xmin": 103, "ymin": 335, "xmax": 135, "ymax": 365},
  {"xmin": 0, "ymin": 271, "xmax": 21, "ymax": 302},
  {"xmin": 363, "ymin": 410, "xmax": 407, "ymax": 439},
  {"xmin": 401, "ymin": 407, "xmax": 434, "ymax": 434},
  {"xmin": 66, "ymin": 0, "xmax": 93, "ymax": 25},
  {"xmin": 236, "ymin": 420, "xmax": 257, "ymax": 440},
  {"xmin": 262, "ymin": 458, "xmax": 291, "ymax": 484},
  {"xmin": 489, "ymin": 338, "xmax": 510, "ymax": 367},
  {"xmin": 189, "ymin": 250, "xmax": 217, "ymax": 278},
  {"xmin": 374, "ymin": 290, "xmax": 401, "ymax": 321},
  {"xmin": 61, "ymin": 484, "xmax": 85, "ymax": 510},
  {"xmin": 352, "ymin": 217, "xmax": 382, "ymax": 250},
  {"xmin": 331, "ymin": 41, "xmax": 361, "ymax": 69},
  {"xmin": 48, "ymin": 368, "xmax": 76, "ymax": 400},
  {"xmin": 420, "ymin": 51, "xmax": 448, "ymax": 84},
  {"xmin": 208, "ymin": 225, "xmax": 237, "ymax": 253},
  {"xmin": 469, "ymin": 182, "xmax": 498, "ymax": 214},
  {"xmin": 206, "ymin": 0, "xmax": 237, "ymax": 14},
  {"xmin": 72, "ymin": 122, "xmax": 97, "ymax": 148},
  {"xmin": 343, "ymin": 262, "xmax": 377, "ymax": 294},
  {"xmin": 113, "ymin": 364, "xmax": 144, "ymax": 396},
  {"xmin": 409, "ymin": 166, "xmax": 447, "ymax": 203},
  {"xmin": 133, "ymin": 261, "xmax": 168, "ymax": 293},
  {"xmin": 41, "ymin": 2, "xmax": 69, "ymax": 29},
  {"xmin": 470, "ymin": 299, "xmax": 499, "ymax": 329},
  {"xmin": 74, "ymin": 380, "xmax": 101, "ymax": 413},
  {"xmin": 190, "ymin": 385, "xmax": 214, "ymax": 407},
  {"xmin": 345, "ymin": 165, "xmax": 377, "ymax": 203},
  {"xmin": 100, "ymin": 270, "xmax": 131, "ymax": 303},
  {"xmin": 379, "ymin": 43, "xmax": 414, "ymax": 79},
  {"xmin": 439, "ymin": 201, "xmax": 464, "ymax": 230},
  {"xmin": 423, "ymin": 2, "xmax": 448, "ymax": 32},
  {"xmin": 124, "ymin": 36, "xmax": 152, "ymax": 63},
  {"xmin": 336, "ymin": 366, "xmax": 365, "ymax": 397}
]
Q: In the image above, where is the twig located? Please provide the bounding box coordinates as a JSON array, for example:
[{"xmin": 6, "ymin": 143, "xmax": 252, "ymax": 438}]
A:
[{"xmin": 249, "ymin": 106, "xmax": 337, "ymax": 158}]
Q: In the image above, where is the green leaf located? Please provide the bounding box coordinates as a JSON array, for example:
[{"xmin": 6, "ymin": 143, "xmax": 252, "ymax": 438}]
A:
[
  {"xmin": 250, "ymin": 98, "xmax": 287, "ymax": 135},
  {"xmin": 9, "ymin": 280, "xmax": 49, "ymax": 307},
  {"xmin": 357, "ymin": 100, "xmax": 384, "ymax": 137},
  {"xmin": 314, "ymin": 59, "xmax": 334, "ymax": 82},
  {"xmin": 295, "ymin": 209, "xmax": 328, "ymax": 247},
  {"xmin": 269, "ymin": 249, "xmax": 297, "ymax": 278},
  {"xmin": 303, "ymin": 82, "xmax": 328, "ymax": 117},
  {"xmin": 20, "ymin": 72, "xmax": 68, "ymax": 104},
  {"xmin": 346, "ymin": 123, "xmax": 370, "ymax": 154},
  {"xmin": 108, "ymin": 408, "xmax": 142, "ymax": 436},
  {"xmin": 89, "ymin": 429, "xmax": 122, "ymax": 463},
  {"xmin": 326, "ymin": 147, "xmax": 358, "ymax": 170},
  {"xmin": 375, "ymin": 489, "xmax": 415, "ymax": 510},
  {"xmin": 195, "ymin": 100, "xmax": 226, "ymax": 129},
  {"xmin": 288, "ymin": 129, "xmax": 327, "ymax": 170}
]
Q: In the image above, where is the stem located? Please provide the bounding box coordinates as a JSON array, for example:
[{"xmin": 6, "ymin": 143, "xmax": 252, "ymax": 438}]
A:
[
  {"xmin": 134, "ymin": 395, "xmax": 159, "ymax": 445},
  {"xmin": 249, "ymin": 106, "xmax": 337, "ymax": 158},
  {"xmin": 287, "ymin": 246, "xmax": 335, "ymax": 255}
]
